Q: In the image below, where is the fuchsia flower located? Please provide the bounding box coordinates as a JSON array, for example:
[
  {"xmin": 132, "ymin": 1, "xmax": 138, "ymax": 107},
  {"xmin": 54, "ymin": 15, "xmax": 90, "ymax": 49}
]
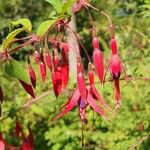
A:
[
  {"xmin": 15, "ymin": 120, "xmax": 34, "ymax": 150},
  {"xmin": 28, "ymin": 63, "xmax": 36, "ymax": 89},
  {"xmin": 34, "ymin": 51, "xmax": 40, "ymax": 64},
  {"xmin": 45, "ymin": 51, "xmax": 52, "ymax": 71},
  {"xmin": 52, "ymin": 66, "xmax": 63, "ymax": 98},
  {"xmin": 52, "ymin": 60, "xmax": 110, "ymax": 124},
  {"xmin": 20, "ymin": 126, "xmax": 34, "ymax": 150},
  {"xmin": 92, "ymin": 29, "xmax": 104, "ymax": 84},
  {"xmin": 51, "ymin": 43, "xmax": 70, "ymax": 97},
  {"xmin": 39, "ymin": 50, "xmax": 46, "ymax": 83},
  {"xmin": 0, "ymin": 133, "xmax": 5, "ymax": 150},
  {"xmin": 60, "ymin": 43, "xmax": 69, "ymax": 89},
  {"xmin": 104, "ymin": 38, "xmax": 127, "ymax": 109}
]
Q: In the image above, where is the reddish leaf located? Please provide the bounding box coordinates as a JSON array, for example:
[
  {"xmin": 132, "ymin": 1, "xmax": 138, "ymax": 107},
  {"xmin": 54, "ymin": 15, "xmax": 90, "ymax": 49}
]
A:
[
  {"xmin": 77, "ymin": 72, "xmax": 87, "ymax": 101},
  {"xmin": 28, "ymin": 64, "xmax": 36, "ymax": 89},
  {"xmin": 45, "ymin": 51, "xmax": 52, "ymax": 71},
  {"xmin": 87, "ymin": 93, "xmax": 109, "ymax": 121},
  {"xmin": 114, "ymin": 79, "xmax": 121, "ymax": 108},
  {"xmin": 40, "ymin": 62, "xmax": 46, "ymax": 82},
  {"xmin": 93, "ymin": 48, "xmax": 104, "ymax": 84},
  {"xmin": 110, "ymin": 38, "xmax": 118, "ymax": 55},
  {"xmin": 19, "ymin": 80, "xmax": 35, "ymax": 98},
  {"xmin": 52, "ymin": 67, "xmax": 62, "ymax": 97},
  {"xmin": 34, "ymin": 51, "xmax": 40, "ymax": 64},
  {"xmin": 0, "ymin": 85, "xmax": 3, "ymax": 103},
  {"xmin": 62, "ymin": 64, "xmax": 69, "ymax": 89}
]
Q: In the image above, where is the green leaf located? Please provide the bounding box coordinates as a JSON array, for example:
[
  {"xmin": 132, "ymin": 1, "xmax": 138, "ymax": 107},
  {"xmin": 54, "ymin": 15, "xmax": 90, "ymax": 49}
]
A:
[
  {"xmin": 61, "ymin": 0, "xmax": 75, "ymax": 15},
  {"xmin": 36, "ymin": 20, "xmax": 56, "ymax": 38},
  {"xmin": 45, "ymin": 0, "xmax": 63, "ymax": 14},
  {"xmin": 2, "ymin": 28, "xmax": 25, "ymax": 49},
  {"xmin": 49, "ymin": 10, "xmax": 57, "ymax": 19},
  {"xmin": 11, "ymin": 18, "xmax": 32, "ymax": 33},
  {"xmin": 31, "ymin": 104, "xmax": 46, "ymax": 116},
  {"xmin": 5, "ymin": 59, "xmax": 30, "ymax": 84},
  {"xmin": 8, "ymin": 107, "xmax": 17, "ymax": 119}
]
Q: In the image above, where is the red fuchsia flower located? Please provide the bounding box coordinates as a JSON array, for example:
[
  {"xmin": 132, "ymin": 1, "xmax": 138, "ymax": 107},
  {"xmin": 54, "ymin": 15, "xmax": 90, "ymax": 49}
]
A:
[
  {"xmin": 39, "ymin": 50, "xmax": 46, "ymax": 83},
  {"xmin": 39, "ymin": 62, "xmax": 46, "ymax": 82},
  {"xmin": 15, "ymin": 120, "xmax": 34, "ymax": 150},
  {"xmin": 88, "ymin": 63, "xmax": 112, "ymax": 113},
  {"xmin": 52, "ymin": 87, "xmax": 109, "ymax": 124},
  {"xmin": 51, "ymin": 49, "xmax": 63, "ymax": 97},
  {"xmin": 45, "ymin": 51, "xmax": 52, "ymax": 71},
  {"xmin": 52, "ymin": 66, "xmax": 63, "ymax": 98},
  {"xmin": 52, "ymin": 60, "xmax": 109, "ymax": 124},
  {"xmin": 28, "ymin": 62, "xmax": 36, "ymax": 89},
  {"xmin": 20, "ymin": 126, "xmax": 34, "ymax": 150},
  {"xmin": 104, "ymin": 38, "xmax": 127, "ymax": 110},
  {"xmin": 77, "ymin": 59, "xmax": 87, "ymax": 102},
  {"xmin": 0, "ymin": 132, "xmax": 18, "ymax": 150},
  {"xmin": 60, "ymin": 43, "xmax": 69, "ymax": 89},
  {"xmin": 34, "ymin": 51, "xmax": 40, "ymax": 64},
  {"xmin": 92, "ymin": 29, "xmax": 104, "ymax": 84},
  {"xmin": 0, "ymin": 132, "xmax": 5, "ymax": 150},
  {"xmin": 19, "ymin": 80, "xmax": 35, "ymax": 98},
  {"xmin": 15, "ymin": 119, "xmax": 24, "ymax": 138}
]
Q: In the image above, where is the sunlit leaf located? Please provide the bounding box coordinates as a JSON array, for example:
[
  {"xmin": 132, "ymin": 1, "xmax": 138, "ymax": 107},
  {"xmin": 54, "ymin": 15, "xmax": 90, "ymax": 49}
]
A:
[
  {"xmin": 45, "ymin": 0, "xmax": 63, "ymax": 14},
  {"xmin": 5, "ymin": 59, "xmax": 30, "ymax": 84},
  {"xmin": 36, "ymin": 20, "xmax": 55, "ymax": 38},
  {"xmin": 11, "ymin": 18, "xmax": 32, "ymax": 33},
  {"xmin": 61, "ymin": 0, "xmax": 75, "ymax": 15},
  {"xmin": 2, "ymin": 28, "xmax": 25, "ymax": 49}
]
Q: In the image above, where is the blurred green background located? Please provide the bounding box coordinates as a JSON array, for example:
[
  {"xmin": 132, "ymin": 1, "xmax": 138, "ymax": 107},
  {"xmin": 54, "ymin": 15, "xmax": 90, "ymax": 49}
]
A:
[{"xmin": 0, "ymin": 0, "xmax": 150, "ymax": 149}]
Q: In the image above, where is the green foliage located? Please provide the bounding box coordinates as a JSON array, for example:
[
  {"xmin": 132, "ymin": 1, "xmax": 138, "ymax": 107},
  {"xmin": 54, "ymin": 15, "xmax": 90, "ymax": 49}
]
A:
[
  {"xmin": 11, "ymin": 18, "xmax": 32, "ymax": 33},
  {"xmin": 45, "ymin": 0, "xmax": 64, "ymax": 14},
  {"xmin": 5, "ymin": 59, "xmax": 30, "ymax": 84},
  {"xmin": 0, "ymin": 0, "xmax": 150, "ymax": 150},
  {"xmin": 36, "ymin": 20, "xmax": 56, "ymax": 37}
]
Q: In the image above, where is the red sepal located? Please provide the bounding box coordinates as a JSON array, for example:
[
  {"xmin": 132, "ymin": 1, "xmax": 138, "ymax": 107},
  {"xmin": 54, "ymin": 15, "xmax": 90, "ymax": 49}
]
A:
[
  {"xmin": 40, "ymin": 62, "xmax": 46, "ymax": 82},
  {"xmin": 52, "ymin": 67, "xmax": 62, "ymax": 97},
  {"xmin": 28, "ymin": 64, "xmax": 36, "ymax": 89},
  {"xmin": 93, "ymin": 48, "xmax": 104, "ymax": 84}
]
